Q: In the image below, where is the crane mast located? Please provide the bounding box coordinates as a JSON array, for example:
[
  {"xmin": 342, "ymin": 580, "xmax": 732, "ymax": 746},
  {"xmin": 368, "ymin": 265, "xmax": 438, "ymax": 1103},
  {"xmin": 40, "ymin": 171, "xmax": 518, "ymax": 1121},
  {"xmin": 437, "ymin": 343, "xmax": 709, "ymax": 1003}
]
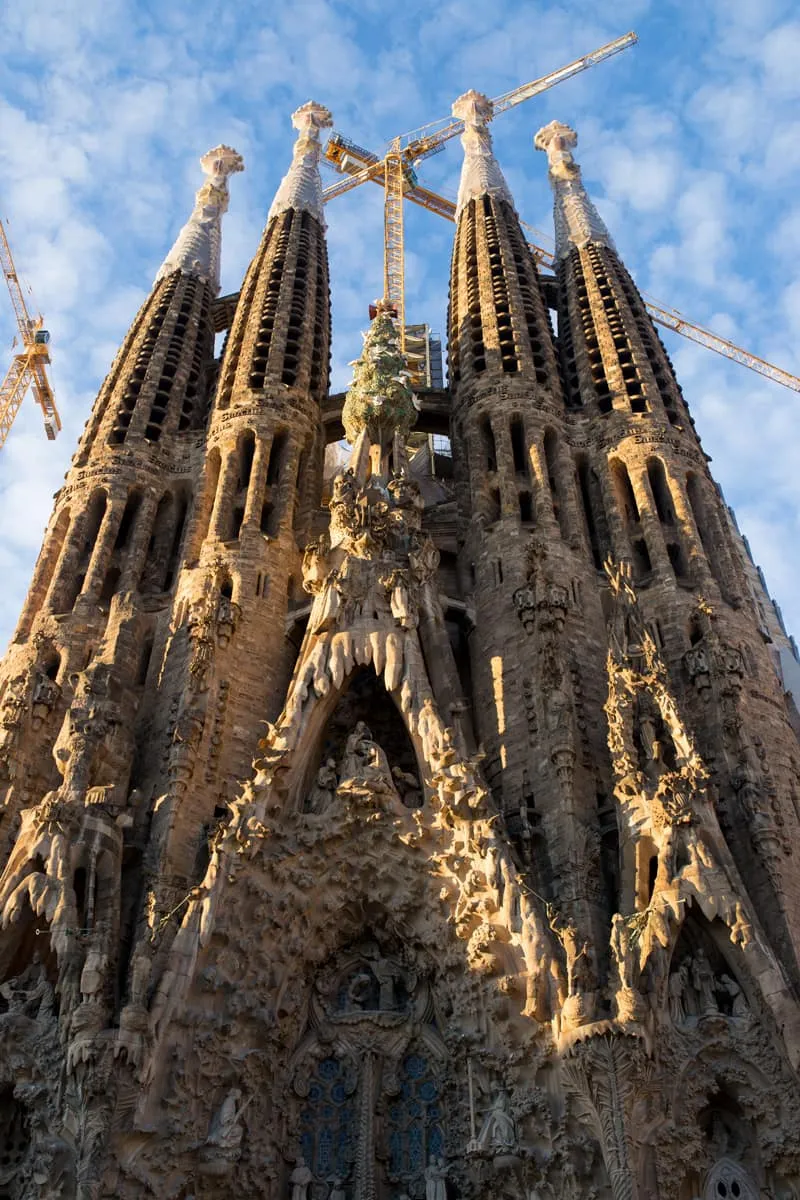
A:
[{"xmin": 0, "ymin": 221, "xmax": 61, "ymax": 448}]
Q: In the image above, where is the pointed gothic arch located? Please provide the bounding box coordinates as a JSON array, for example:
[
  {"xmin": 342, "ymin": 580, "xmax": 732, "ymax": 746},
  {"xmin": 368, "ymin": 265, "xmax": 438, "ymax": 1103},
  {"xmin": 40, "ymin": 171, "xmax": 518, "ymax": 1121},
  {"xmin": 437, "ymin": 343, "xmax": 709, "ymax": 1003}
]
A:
[
  {"xmin": 282, "ymin": 659, "xmax": 433, "ymax": 814},
  {"xmin": 297, "ymin": 668, "xmax": 423, "ymax": 814}
]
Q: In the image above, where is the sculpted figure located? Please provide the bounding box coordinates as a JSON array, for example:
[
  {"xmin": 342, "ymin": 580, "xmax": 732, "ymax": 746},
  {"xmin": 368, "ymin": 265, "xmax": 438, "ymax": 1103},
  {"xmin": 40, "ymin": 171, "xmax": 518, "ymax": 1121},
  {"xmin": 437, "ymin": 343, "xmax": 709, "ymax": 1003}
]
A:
[
  {"xmin": 0, "ymin": 952, "xmax": 54, "ymax": 1021},
  {"xmin": 32, "ymin": 666, "xmax": 60, "ymax": 715},
  {"xmin": 550, "ymin": 913, "xmax": 594, "ymax": 997},
  {"xmin": 79, "ymin": 946, "xmax": 109, "ymax": 1002},
  {"xmin": 513, "ymin": 584, "xmax": 536, "ymax": 634},
  {"xmin": 306, "ymin": 758, "xmax": 338, "ymax": 814},
  {"xmin": 290, "ymin": 1155, "xmax": 313, "ymax": 1200},
  {"xmin": 331, "ymin": 469, "xmax": 357, "ymax": 507},
  {"xmin": 717, "ymin": 973, "xmax": 748, "ymax": 1018},
  {"xmin": 346, "ymin": 970, "xmax": 375, "ymax": 1011},
  {"xmin": 476, "ymin": 1090, "xmax": 518, "ymax": 1152},
  {"xmin": 424, "ymin": 1156, "xmax": 449, "ymax": 1200},
  {"xmin": 392, "ymin": 766, "xmax": 422, "ymax": 808},
  {"xmin": 417, "ymin": 697, "xmax": 454, "ymax": 768},
  {"xmin": 545, "ymin": 679, "xmax": 573, "ymax": 742},
  {"xmin": 610, "ymin": 913, "xmax": 636, "ymax": 993},
  {"xmin": 53, "ymin": 666, "xmax": 119, "ymax": 798},
  {"xmin": 207, "ymin": 1088, "xmax": 244, "ymax": 1151},
  {"xmin": 129, "ymin": 947, "xmax": 152, "ymax": 1008},
  {"xmin": 341, "ymin": 722, "xmax": 392, "ymax": 788},
  {"xmin": 521, "ymin": 916, "xmax": 556, "ymax": 1023},
  {"xmin": 691, "ymin": 949, "xmax": 717, "ymax": 1015},
  {"xmin": 669, "ymin": 961, "xmax": 689, "ymax": 1025}
]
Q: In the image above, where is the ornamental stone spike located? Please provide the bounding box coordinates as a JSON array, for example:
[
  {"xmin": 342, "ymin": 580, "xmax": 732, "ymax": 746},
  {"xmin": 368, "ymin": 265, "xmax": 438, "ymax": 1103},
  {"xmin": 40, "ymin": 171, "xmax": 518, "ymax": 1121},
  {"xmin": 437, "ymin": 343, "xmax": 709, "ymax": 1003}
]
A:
[
  {"xmin": 156, "ymin": 144, "xmax": 244, "ymax": 295},
  {"xmin": 267, "ymin": 100, "xmax": 334, "ymax": 228},
  {"xmin": 452, "ymin": 89, "xmax": 515, "ymax": 219},
  {"xmin": 534, "ymin": 120, "xmax": 614, "ymax": 262}
]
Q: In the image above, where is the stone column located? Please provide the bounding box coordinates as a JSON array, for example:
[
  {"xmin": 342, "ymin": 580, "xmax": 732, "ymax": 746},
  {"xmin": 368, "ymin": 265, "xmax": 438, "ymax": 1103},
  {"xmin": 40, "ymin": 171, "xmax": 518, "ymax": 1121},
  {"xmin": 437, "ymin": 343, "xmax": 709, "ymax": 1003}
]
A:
[
  {"xmin": 529, "ymin": 438, "xmax": 559, "ymax": 534},
  {"xmin": 81, "ymin": 499, "xmax": 128, "ymax": 601},
  {"xmin": 119, "ymin": 492, "xmax": 160, "ymax": 591},
  {"xmin": 242, "ymin": 433, "xmax": 272, "ymax": 531},
  {"xmin": 629, "ymin": 466, "xmax": 670, "ymax": 583},
  {"xmin": 209, "ymin": 450, "xmax": 239, "ymax": 542}
]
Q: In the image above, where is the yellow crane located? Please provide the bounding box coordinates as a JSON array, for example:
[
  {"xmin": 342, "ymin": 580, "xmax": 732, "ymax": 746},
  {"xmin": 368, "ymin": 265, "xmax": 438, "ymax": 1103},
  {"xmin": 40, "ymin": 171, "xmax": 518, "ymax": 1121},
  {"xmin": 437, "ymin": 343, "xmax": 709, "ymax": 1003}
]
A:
[
  {"xmin": 323, "ymin": 36, "xmax": 800, "ymax": 397},
  {"xmin": 324, "ymin": 32, "xmax": 638, "ymax": 345},
  {"xmin": 0, "ymin": 220, "xmax": 61, "ymax": 449}
]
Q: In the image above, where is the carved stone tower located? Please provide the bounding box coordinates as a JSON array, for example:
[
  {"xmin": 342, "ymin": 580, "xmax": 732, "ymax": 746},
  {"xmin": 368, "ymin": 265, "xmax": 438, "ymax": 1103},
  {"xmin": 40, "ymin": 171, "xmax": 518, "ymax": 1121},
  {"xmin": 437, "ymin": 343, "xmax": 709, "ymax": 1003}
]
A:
[{"xmin": 0, "ymin": 94, "xmax": 799, "ymax": 1200}]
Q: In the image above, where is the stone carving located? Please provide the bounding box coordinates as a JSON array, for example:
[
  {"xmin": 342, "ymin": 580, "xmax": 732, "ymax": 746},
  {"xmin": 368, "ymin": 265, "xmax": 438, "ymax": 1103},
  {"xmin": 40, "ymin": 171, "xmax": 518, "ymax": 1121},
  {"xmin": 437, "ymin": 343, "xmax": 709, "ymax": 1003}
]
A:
[
  {"xmin": 52, "ymin": 661, "xmax": 130, "ymax": 801},
  {"xmin": 549, "ymin": 911, "xmax": 596, "ymax": 1028},
  {"xmin": 690, "ymin": 949, "xmax": 717, "ymax": 1016},
  {"xmin": 207, "ymin": 1088, "xmax": 245, "ymax": 1150},
  {"xmin": 341, "ymin": 305, "xmax": 417, "ymax": 446},
  {"xmin": 424, "ymin": 1156, "xmax": 449, "ymax": 1200},
  {"xmin": 156, "ymin": 144, "xmax": 243, "ymax": 290},
  {"xmin": 0, "ymin": 953, "xmax": 55, "ymax": 1020},
  {"xmin": 474, "ymin": 1090, "xmax": 518, "ymax": 1154},
  {"xmin": 609, "ymin": 913, "xmax": 644, "ymax": 1022},
  {"xmin": 0, "ymin": 668, "xmax": 32, "ymax": 778},
  {"xmin": 268, "ymin": 101, "xmax": 333, "ymax": 226},
  {"xmin": 535, "ymin": 120, "xmax": 616, "ymax": 261},
  {"xmin": 451, "ymin": 90, "xmax": 514, "ymax": 218},
  {"xmin": 670, "ymin": 955, "xmax": 751, "ymax": 1027},
  {"xmin": 290, "ymin": 1155, "xmax": 313, "ymax": 1200},
  {"xmin": 306, "ymin": 758, "xmax": 338, "ymax": 814}
]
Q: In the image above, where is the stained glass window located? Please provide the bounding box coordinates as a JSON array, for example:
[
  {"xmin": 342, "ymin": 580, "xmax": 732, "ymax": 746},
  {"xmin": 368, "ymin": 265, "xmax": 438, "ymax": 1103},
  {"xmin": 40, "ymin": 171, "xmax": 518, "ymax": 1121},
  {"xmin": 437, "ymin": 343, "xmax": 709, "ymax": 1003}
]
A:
[
  {"xmin": 387, "ymin": 1051, "xmax": 444, "ymax": 1182},
  {"xmin": 299, "ymin": 1058, "xmax": 356, "ymax": 1180}
]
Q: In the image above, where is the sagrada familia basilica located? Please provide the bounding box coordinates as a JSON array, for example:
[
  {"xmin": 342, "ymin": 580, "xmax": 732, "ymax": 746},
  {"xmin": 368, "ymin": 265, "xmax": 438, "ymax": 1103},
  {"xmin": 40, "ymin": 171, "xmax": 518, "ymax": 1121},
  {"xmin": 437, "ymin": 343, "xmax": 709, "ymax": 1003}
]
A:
[{"xmin": 0, "ymin": 83, "xmax": 799, "ymax": 1200}]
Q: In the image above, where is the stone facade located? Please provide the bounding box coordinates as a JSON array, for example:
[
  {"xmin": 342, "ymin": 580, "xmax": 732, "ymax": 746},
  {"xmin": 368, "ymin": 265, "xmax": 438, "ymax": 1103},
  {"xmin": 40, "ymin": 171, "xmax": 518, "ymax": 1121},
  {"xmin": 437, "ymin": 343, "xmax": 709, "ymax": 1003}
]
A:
[{"xmin": 0, "ymin": 93, "xmax": 797, "ymax": 1200}]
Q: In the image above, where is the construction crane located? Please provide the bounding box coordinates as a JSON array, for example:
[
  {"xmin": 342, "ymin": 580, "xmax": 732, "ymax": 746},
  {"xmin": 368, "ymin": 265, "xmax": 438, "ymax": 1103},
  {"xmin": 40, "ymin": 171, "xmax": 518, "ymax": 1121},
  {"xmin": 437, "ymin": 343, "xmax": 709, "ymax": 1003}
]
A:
[
  {"xmin": 642, "ymin": 297, "xmax": 800, "ymax": 394},
  {"xmin": 0, "ymin": 221, "xmax": 61, "ymax": 449},
  {"xmin": 322, "ymin": 46, "xmax": 800, "ymax": 398},
  {"xmin": 323, "ymin": 32, "xmax": 638, "ymax": 345}
]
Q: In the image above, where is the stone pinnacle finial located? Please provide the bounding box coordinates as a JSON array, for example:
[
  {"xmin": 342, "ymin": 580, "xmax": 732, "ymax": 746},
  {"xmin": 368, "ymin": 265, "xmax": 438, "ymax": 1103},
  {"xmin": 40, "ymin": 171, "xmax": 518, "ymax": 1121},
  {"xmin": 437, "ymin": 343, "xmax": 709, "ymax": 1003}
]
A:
[
  {"xmin": 156, "ymin": 145, "xmax": 244, "ymax": 294},
  {"xmin": 267, "ymin": 100, "xmax": 334, "ymax": 227},
  {"xmin": 534, "ymin": 120, "xmax": 614, "ymax": 262},
  {"xmin": 452, "ymin": 89, "xmax": 515, "ymax": 219}
]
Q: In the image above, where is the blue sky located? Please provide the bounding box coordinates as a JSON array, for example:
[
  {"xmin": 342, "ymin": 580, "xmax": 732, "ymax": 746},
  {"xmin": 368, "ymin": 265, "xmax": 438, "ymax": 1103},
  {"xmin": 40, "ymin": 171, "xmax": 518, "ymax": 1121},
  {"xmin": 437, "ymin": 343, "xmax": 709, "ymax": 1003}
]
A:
[{"xmin": 1, "ymin": 0, "xmax": 799, "ymax": 647}]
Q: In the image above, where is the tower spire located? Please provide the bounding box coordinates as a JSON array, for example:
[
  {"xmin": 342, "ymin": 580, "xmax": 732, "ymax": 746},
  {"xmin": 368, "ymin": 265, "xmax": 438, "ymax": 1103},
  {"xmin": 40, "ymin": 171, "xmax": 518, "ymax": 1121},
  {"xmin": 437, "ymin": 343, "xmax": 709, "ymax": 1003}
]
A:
[
  {"xmin": 267, "ymin": 100, "xmax": 333, "ymax": 226},
  {"xmin": 452, "ymin": 90, "xmax": 515, "ymax": 218},
  {"xmin": 156, "ymin": 144, "xmax": 244, "ymax": 294},
  {"xmin": 534, "ymin": 120, "xmax": 614, "ymax": 261}
]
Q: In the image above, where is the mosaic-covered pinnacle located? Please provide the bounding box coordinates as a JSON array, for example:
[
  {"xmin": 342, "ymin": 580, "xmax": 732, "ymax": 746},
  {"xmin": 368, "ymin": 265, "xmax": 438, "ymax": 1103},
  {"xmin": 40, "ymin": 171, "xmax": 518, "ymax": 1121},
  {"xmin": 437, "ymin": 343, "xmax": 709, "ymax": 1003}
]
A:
[
  {"xmin": 535, "ymin": 120, "xmax": 615, "ymax": 262},
  {"xmin": 267, "ymin": 100, "xmax": 333, "ymax": 228},
  {"xmin": 452, "ymin": 89, "xmax": 515, "ymax": 220},
  {"xmin": 341, "ymin": 302, "xmax": 418, "ymax": 447},
  {"xmin": 156, "ymin": 145, "xmax": 244, "ymax": 294}
]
